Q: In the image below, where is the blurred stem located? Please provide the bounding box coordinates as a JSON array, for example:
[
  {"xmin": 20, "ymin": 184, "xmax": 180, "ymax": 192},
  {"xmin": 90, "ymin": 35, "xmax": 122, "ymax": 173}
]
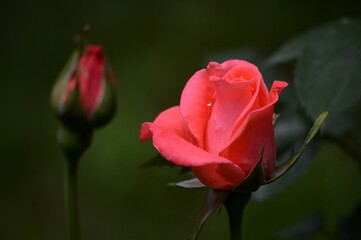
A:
[
  {"xmin": 65, "ymin": 156, "xmax": 80, "ymax": 240},
  {"xmin": 57, "ymin": 126, "xmax": 91, "ymax": 240},
  {"xmin": 224, "ymin": 192, "xmax": 251, "ymax": 240}
]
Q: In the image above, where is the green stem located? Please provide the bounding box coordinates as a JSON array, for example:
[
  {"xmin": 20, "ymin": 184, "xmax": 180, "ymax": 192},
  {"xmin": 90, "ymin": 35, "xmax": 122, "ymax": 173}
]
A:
[
  {"xmin": 224, "ymin": 192, "xmax": 251, "ymax": 240},
  {"xmin": 65, "ymin": 157, "xmax": 80, "ymax": 240}
]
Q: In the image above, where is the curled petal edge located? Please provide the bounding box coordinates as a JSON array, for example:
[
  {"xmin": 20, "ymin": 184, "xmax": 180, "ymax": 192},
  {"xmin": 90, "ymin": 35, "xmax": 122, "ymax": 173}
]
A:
[{"xmin": 141, "ymin": 122, "xmax": 234, "ymax": 167}]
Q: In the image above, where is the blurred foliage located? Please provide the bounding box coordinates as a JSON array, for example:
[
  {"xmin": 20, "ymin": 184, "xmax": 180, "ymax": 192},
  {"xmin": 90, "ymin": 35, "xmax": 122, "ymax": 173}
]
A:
[
  {"xmin": 269, "ymin": 19, "xmax": 361, "ymax": 125},
  {"xmin": 1, "ymin": 0, "xmax": 361, "ymax": 239}
]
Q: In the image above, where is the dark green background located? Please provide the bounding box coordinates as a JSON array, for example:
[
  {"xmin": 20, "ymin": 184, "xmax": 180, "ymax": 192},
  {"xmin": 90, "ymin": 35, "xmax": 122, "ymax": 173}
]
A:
[{"xmin": 1, "ymin": 0, "xmax": 360, "ymax": 239}]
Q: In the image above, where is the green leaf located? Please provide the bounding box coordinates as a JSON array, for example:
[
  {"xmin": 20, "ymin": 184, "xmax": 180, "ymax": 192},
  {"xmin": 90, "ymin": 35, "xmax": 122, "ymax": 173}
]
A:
[
  {"xmin": 269, "ymin": 19, "xmax": 361, "ymax": 119},
  {"xmin": 168, "ymin": 178, "xmax": 205, "ymax": 189},
  {"xmin": 266, "ymin": 112, "xmax": 328, "ymax": 184},
  {"xmin": 268, "ymin": 32, "xmax": 309, "ymax": 65},
  {"xmin": 295, "ymin": 44, "xmax": 361, "ymax": 120},
  {"xmin": 190, "ymin": 189, "xmax": 231, "ymax": 240},
  {"xmin": 269, "ymin": 18, "xmax": 361, "ymax": 65}
]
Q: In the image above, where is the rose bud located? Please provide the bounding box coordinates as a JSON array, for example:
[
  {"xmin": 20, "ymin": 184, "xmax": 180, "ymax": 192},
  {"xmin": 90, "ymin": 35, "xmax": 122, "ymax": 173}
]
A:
[
  {"xmin": 140, "ymin": 60, "xmax": 287, "ymax": 190},
  {"xmin": 51, "ymin": 45, "xmax": 117, "ymax": 131}
]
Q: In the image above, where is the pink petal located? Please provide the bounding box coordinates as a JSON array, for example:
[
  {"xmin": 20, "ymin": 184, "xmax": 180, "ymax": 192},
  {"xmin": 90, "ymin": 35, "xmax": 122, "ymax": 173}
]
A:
[
  {"xmin": 180, "ymin": 69, "xmax": 214, "ymax": 148},
  {"xmin": 205, "ymin": 63, "xmax": 265, "ymax": 154},
  {"xmin": 207, "ymin": 59, "xmax": 249, "ymax": 77},
  {"xmin": 140, "ymin": 106, "xmax": 232, "ymax": 167},
  {"xmin": 78, "ymin": 45, "xmax": 105, "ymax": 116},
  {"xmin": 222, "ymin": 80, "xmax": 288, "ymax": 178},
  {"xmin": 192, "ymin": 163, "xmax": 246, "ymax": 190},
  {"xmin": 269, "ymin": 81, "xmax": 288, "ymax": 100},
  {"xmin": 222, "ymin": 103, "xmax": 276, "ymax": 179}
]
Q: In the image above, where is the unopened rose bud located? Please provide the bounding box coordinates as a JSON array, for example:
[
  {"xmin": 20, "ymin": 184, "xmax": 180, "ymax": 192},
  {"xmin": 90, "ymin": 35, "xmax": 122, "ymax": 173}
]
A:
[{"xmin": 51, "ymin": 45, "xmax": 117, "ymax": 131}]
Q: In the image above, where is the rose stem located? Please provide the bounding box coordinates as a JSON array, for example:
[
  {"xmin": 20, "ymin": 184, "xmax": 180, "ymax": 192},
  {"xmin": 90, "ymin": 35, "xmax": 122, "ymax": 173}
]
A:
[
  {"xmin": 65, "ymin": 156, "xmax": 80, "ymax": 240},
  {"xmin": 224, "ymin": 192, "xmax": 251, "ymax": 240}
]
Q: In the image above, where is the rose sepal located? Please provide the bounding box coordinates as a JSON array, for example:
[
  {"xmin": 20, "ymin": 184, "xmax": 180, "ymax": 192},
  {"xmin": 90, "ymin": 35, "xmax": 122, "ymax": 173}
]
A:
[
  {"xmin": 57, "ymin": 124, "xmax": 93, "ymax": 160},
  {"xmin": 51, "ymin": 50, "xmax": 80, "ymax": 113},
  {"xmin": 168, "ymin": 178, "xmax": 205, "ymax": 188},
  {"xmin": 266, "ymin": 111, "xmax": 328, "ymax": 184},
  {"xmin": 190, "ymin": 189, "xmax": 231, "ymax": 240},
  {"xmin": 51, "ymin": 49, "xmax": 91, "ymax": 131},
  {"xmin": 233, "ymin": 147, "xmax": 265, "ymax": 193}
]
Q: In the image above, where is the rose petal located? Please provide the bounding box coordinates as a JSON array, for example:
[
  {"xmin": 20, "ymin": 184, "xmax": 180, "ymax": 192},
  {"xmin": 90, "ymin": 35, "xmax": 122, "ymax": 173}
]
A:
[
  {"xmin": 140, "ymin": 106, "xmax": 232, "ymax": 167},
  {"xmin": 192, "ymin": 163, "xmax": 246, "ymax": 190},
  {"xmin": 222, "ymin": 80, "xmax": 288, "ymax": 178},
  {"xmin": 222, "ymin": 104, "xmax": 276, "ymax": 179},
  {"xmin": 227, "ymin": 80, "xmax": 287, "ymax": 149},
  {"xmin": 205, "ymin": 79, "xmax": 254, "ymax": 154},
  {"xmin": 78, "ymin": 45, "xmax": 105, "ymax": 116},
  {"xmin": 180, "ymin": 69, "xmax": 214, "ymax": 148},
  {"xmin": 205, "ymin": 63, "xmax": 265, "ymax": 154},
  {"xmin": 207, "ymin": 59, "xmax": 249, "ymax": 78},
  {"xmin": 269, "ymin": 80, "xmax": 288, "ymax": 100}
]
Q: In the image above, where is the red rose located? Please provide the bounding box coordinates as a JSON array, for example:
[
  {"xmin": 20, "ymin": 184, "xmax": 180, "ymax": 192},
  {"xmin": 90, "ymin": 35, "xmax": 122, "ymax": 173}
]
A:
[
  {"xmin": 140, "ymin": 60, "xmax": 287, "ymax": 190},
  {"xmin": 51, "ymin": 45, "xmax": 117, "ymax": 130}
]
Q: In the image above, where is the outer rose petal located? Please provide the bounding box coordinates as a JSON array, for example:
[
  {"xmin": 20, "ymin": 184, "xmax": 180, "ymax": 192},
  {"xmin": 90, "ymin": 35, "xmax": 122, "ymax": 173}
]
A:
[
  {"xmin": 192, "ymin": 163, "xmax": 246, "ymax": 190},
  {"xmin": 269, "ymin": 81, "xmax": 288, "ymax": 101},
  {"xmin": 180, "ymin": 69, "xmax": 214, "ymax": 149},
  {"xmin": 222, "ymin": 103, "xmax": 276, "ymax": 179},
  {"xmin": 140, "ymin": 106, "xmax": 232, "ymax": 167},
  {"xmin": 222, "ymin": 80, "xmax": 288, "ymax": 179}
]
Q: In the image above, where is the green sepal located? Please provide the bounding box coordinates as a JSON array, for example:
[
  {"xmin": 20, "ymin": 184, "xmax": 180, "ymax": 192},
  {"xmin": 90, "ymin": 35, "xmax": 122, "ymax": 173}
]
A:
[
  {"xmin": 233, "ymin": 146, "xmax": 265, "ymax": 193},
  {"xmin": 59, "ymin": 81, "xmax": 90, "ymax": 131},
  {"xmin": 51, "ymin": 49, "xmax": 91, "ymax": 131},
  {"xmin": 234, "ymin": 157, "xmax": 265, "ymax": 193},
  {"xmin": 51, "ymin": 50, "xmax": 80, "ymax": 114},
  {"xmin": 190, "ymin": 189, "xmax": 231, "ymax": 240},
  {"xmin": 168, "ymin": 178, "xmax": 205, "ymax": 189},
  {"xmin": 266, "ymin": 112, "xmax": 328, "ymax": 184},
  {"xmin": 57, "ymin": 124, "xmax": 93, "ymax": 160}
]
